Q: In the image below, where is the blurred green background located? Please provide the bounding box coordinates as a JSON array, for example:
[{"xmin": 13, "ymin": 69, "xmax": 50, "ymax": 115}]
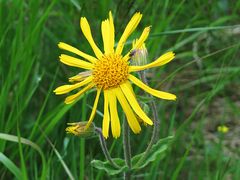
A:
[{"xmin": 0, "ymin": 0, "xmax": 240, "ymax": 179}]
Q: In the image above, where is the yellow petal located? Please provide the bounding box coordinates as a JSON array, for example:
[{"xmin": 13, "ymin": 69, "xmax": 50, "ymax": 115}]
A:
[
  {"xmin": 64, "ymin": 83, "xmax": 94, "ymax": 104},
  {"xmin": 108, "ymin": 89, "xmax": 121, "ymax": 138},
  {"xmin": 115, "ymin": 12, "xmax": 142, "ymax": 54},
  {"xmin": 54, "ymin": 76, "xmax": 93, "ymax": 95},
  {"xmin": 109, "ymin": 11, "xmax": 115, "ymax": 53},
  {"xmin": 102, "ymin": 90, "xmax": 110, "ymax": 138},
  {"xmin": 123, "ymin": 26, "xmax": 151, "ymax": 61},
  {"xmin": 128, "ymin": 74, "xmax": 176, "ymax": 100},
  {"xmin": 115, "ymin": 88, "xmax": 141, "ymax": 134},
  {"xmin": 80, "ymin": 17, "xmax": 103, "ymax": 59},
  {"xmin": 133, "ymin": 26, "xmax": 150, "ymax": 49},
  {"xmin": 60, "ymin": 54, "xmax": 93, "ymax": 69},
  {"xmin": 69, "ymin": 74, "xmax": 83, "ymax": 83},
  {"xmin": 101, "ymin": 19, "xmax": 110, "ymax": 54},
  {"xmin": 58, "ymin": 42, "xmax": 97, "ymax": 63},
  {"xmin": 120, "ymin": 82, "xmax": 153, "ymax": 125},
  {"xmin": 85, "ymin": 88, "xmax": 101, "ymax": 129},
  {"xmin": 129, "ymin": 52, "xmax": 175, "ymax": 72}
]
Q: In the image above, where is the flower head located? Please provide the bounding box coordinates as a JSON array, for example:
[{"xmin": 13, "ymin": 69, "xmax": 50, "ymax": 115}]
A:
[
  {"xmin": 54, "ymin": 11, "xmax": 176, "ymax": 138},
  {"xmin": 66, "ymin": 122, "xmax": 95, "ymax": 137}
]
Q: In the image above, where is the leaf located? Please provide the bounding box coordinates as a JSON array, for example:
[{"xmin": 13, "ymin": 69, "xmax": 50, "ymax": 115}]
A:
[
  {"xmin": 132, "ymin": 136, "xmax": 174, "ymax": 169},
  {"xmin": 0, "ymin": 133, "xmax": 47, "ymax": 180},
  {"xmin": 0, "ymin": 152, "xmax": 23, "ymax": 179},
  {"xmin": 91, "ymin": 136, "xmax": 174, "ymax": 175},
  {"xmin": 91, "ymin": 158, "xmax": 128, "ymax": 175}
]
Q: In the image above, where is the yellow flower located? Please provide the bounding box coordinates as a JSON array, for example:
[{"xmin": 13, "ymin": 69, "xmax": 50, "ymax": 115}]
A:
[
  {"xmin": 54, "ymin": 11, "xmax": 176, "ymax": 138},
  {"xmin": 217, "ymin": 125, "xmax": 229, "ymax": 133}
]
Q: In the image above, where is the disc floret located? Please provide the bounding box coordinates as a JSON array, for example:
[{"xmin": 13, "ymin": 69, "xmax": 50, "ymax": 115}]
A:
[{"xmin": 92, "ymin": 54, "xmax": 129, "ymax": 89}]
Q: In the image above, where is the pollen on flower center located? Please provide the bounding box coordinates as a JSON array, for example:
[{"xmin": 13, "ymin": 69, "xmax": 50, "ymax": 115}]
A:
[{"xmin": 92, "ymin": 54, "xmax": 129, "ymax": 90}]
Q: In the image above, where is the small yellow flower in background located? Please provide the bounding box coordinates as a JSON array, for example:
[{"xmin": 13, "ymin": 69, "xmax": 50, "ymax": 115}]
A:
[
  {"xmin": 54, "ymin": 11, "xmax": 176, "ymax": 139},
  {"xmin": 217, "ymin": 125, "xmax": 229, "ymax": 133},
  {"xmin": 66, "ymin": 122, "xmax": 95, "ymax": 137}
]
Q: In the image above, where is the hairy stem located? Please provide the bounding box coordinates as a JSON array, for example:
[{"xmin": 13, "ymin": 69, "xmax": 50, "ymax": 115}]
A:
[
  {"xmin": 123, "ymin": 117, "xmax": 132, "ymax": 168},
  {"xmin": 124, "ymin": 171, "xmax": 132, "ymax": 180},
  {"xmin": 136, "ymin": 71, "xmax": 160, "ymax": 166},
  {"xmin": 95, "ymin": 127, "xmax": 119, "ymax": 168},
  {"xmin": 123, "ymin": 117, "xmax": 132, "ymax": 179}
]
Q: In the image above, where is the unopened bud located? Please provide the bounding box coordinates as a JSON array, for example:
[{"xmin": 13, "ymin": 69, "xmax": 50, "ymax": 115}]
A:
[
  {"xmin": 66, "ymin": 121, "xmax": 95, "ymax": 137},
  {"xmin": 130, "ymin": 41, "xmax": 148, "ymax": 66}
]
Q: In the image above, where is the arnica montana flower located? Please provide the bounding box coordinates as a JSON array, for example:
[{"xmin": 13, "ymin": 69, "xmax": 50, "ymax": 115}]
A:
[{"xmin": 54, "ymin": 11, "xmax": 176, "ymax": 138}]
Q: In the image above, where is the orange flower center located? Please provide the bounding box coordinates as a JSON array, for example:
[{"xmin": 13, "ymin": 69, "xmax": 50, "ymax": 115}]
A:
[{"xmin": 92, "ymin": 54, "xmax": 129, "ymax": 90}]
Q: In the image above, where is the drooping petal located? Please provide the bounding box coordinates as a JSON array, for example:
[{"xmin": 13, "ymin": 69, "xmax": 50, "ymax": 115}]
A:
[
  {"xmin": 58, "ymin": 42, "xmax": 97, "ymax": 63},
  {"xmin": 129, "ymin": 52, "xmax": 175, "ymax": 72},
  {"xmin": 102, "ymin": 90, "xmax": 110, "ymax": 138},
  {"xmin": 101, "ymin": 19, "xmax": 110, "ymax": 54},
  {"xmin": 85, "ymin": 88, "xmax": 101, "ymax": 129},
  {"xmin": 120, "ymin": 82, "xmax": 153, "ymax": 125},
  {"xmin": 68, "ymin": 71, "xmax": 92, "ymax": 83},
  {"xmin": 108, "ymin": 89, "xmax": 121, "ymax": 138},
  {"xmin": 128, "ymin": 74, "xmax": 177, "ymax": 100},
  {"xmin": 115, "ymin": 12, "xmax": 142, "ymax": 54},
  {"xmin": 54, "ymin": 76, "xmax": 93, "ymax": 95},
  {"xmin": 60, "ymin": 54, "xmax": 93, "ymax": 69},
  {"xmin": 64, "ymin": 83, "xmax": 94, "ymax": 104},
  {"xmin": 123, "ymin": 26, "xmax": 151, "ymax": 61},
  {"xmin": 80, "ymin": 17, "xmax": 103, "ymax": 59},
  {"xmin": 115, "ymin": 88, "xmax": 141, "ymax": 134}
]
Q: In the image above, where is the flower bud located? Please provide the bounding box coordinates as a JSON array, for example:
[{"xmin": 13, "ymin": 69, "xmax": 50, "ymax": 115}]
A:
[
  {"xmin": 66, "ymin": 121, "xmax": 95, "ymax": 137},
  {"xmin": 130, "ymin": 41, "xmax": 148, "ymax": 66}
]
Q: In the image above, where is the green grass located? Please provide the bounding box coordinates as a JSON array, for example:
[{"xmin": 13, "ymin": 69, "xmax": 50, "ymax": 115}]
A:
[{"xmin": 1, "ymin": 0, "xmax": 240, "ymax": 179}]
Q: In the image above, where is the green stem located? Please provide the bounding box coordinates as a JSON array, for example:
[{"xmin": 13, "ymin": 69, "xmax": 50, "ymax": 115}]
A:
[
  {"xmin": 95, "ymin": 127, "xmax": 120, "ymax": 169},
  {"xmin": 124, "ymin": 171, "xmax": 132, "ymax": 180},
  {"xmin": 79, "ymin": 139, "xmax": 85, "ymax": 180},
  {"xmin": 123, "ymin": 117, "xmax": 132, "ymax": 168},
  {"xmin": 136, "ymin": 71, "xmax": 160, "ymax": 166},
  {"xmin": 80, "ymin": 95, "xmax": 87, "ymax": 180},
  {"xmin": 123, "ymin": 117, "xmax": 132, "ymax": 179}
]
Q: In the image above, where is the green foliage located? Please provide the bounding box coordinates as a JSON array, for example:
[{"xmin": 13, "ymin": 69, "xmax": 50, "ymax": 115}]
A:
[
  {"xmin": 0, "ymin": 133, "xmax": 46, "ymax": 179},
  {"xmin": 92, "ymin": 136, "xmax": 173, "ymax": 175},
  {"xmin": 91, "ymin": 158, "xmax": 127, "ymax": 176},
  {"xmin": 0, "ymin": 152, "xmax": 23, "ymax": 179},
  {"xmin": 132, "ymin": 136, "xmax": 173, "ymax": 169}
]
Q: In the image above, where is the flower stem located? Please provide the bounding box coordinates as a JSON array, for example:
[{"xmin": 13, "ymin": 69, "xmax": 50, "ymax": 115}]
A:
[
  {"xmin": 94, "ymin": 127, "xmax": 119, "ymax": 168},
  {"xmin": 124, "ymin": 172, "xmax": 131, "ymax": 180},
  {"xmin": 123, "ymin": 116, "xmax": 132, "ymax": 179},
  {"xmin": 136, "ymin": 71, "xmax": 160, "ymax": 166}
]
